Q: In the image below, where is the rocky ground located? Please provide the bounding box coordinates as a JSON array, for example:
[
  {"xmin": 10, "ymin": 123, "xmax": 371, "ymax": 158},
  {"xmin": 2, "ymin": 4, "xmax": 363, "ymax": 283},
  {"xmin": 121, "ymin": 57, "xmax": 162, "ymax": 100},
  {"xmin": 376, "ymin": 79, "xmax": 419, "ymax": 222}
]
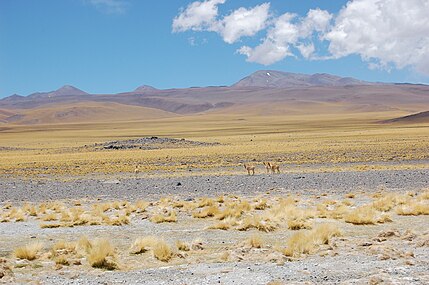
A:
[
  {"xmin": 93, "ymin": 137, "xmax": 220, "ymax": 151},
  {"xmin": 0, "ymin": 167, "xmax": 428, "ymax": 284},
  {"xmin": 1, "ymin": 168, "xmax": 428, "ymax": 203}
]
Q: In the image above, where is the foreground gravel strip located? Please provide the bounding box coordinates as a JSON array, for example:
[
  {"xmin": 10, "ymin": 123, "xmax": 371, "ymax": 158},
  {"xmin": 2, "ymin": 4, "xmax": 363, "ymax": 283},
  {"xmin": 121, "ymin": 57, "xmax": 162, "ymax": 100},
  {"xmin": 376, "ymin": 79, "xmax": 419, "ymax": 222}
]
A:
[
  {"xmin": 39, "ymin": 252, "xmax": 429, "ymax": 285},
  {"xmin": 1, "ymin": 169, "xmax": 428, "ymax": 202}
]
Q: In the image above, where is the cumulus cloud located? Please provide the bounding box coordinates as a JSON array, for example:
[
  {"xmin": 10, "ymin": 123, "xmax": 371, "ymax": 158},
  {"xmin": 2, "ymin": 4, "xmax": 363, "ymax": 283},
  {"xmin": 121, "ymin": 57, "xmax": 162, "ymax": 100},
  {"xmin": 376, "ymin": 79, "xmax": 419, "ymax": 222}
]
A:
[
  {"xmin": 172, "ymin": 0, "xmax": 225, "ymax": 32},
  {"xmin": 214, "ymin": 3, "xmax": 270, "ymax": 44},
  {"xmin": 173, "ymin": 0, "xmax": 429, "ymax": 75},
  {"xmin": 173, "ymin": 0, "xmax": 270, "ymax": 44},
  {"xmin": 86, "ymin": 0, "xmax": 129, "ymax": 14},
  {"xmin": 325, "ymin": 0, "xmax": 429, "ymax": 74},
  {"xmin": 238, "ymin": 9, "xmax": 332, "ymax": 64}
]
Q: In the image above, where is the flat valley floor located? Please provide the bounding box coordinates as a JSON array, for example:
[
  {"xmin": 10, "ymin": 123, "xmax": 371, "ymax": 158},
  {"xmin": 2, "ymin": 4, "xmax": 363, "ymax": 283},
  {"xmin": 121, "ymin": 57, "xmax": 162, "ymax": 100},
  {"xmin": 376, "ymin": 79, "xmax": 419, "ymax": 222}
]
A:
[{"xmin": 0, "ymin": 114, "xmax": 428, "ymax": 284}]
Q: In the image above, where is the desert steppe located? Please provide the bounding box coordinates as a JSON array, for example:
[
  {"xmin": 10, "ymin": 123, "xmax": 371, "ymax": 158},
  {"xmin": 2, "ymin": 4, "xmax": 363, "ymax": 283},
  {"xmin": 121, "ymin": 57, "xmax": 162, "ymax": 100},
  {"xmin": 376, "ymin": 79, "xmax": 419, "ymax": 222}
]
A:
[{"xmin": 1, "ymin": 72, "xmax": 429, "ymax": 284}]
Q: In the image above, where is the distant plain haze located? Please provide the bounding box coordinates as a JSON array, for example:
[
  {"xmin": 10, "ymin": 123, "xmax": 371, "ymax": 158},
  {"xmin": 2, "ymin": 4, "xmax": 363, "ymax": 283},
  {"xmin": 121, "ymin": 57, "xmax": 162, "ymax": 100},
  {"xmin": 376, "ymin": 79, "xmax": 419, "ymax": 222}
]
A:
[{"xmin": 1, "ymin": 0, "xmax": 428, "ymax": 98}]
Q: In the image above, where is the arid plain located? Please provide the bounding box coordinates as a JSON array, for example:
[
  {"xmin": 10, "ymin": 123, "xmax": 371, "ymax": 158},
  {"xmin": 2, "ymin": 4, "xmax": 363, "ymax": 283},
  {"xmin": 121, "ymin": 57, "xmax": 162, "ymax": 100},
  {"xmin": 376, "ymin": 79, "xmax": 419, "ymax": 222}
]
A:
[{"xmin": 0, "ymin": 71, "xmax": 429, "ymax": 284}]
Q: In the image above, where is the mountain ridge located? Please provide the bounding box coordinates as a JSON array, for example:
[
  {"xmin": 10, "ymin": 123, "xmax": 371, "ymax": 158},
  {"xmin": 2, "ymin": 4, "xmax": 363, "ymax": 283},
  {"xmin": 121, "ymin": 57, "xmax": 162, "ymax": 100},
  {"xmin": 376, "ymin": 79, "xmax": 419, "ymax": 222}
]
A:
[
  {"xmin": 1, "ymin": 70, "xmax": 429, "ymax": 125},
  {"xmin": 232, "ymin": 70, "xmax": 378, "ymax": 88}
]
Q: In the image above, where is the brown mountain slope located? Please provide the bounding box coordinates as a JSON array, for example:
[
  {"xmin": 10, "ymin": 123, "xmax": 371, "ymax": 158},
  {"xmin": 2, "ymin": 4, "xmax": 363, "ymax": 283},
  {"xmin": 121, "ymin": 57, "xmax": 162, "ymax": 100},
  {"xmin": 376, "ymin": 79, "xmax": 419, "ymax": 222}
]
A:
[
  {"xmin": 382, "ymin": 110, "xmax": 429, "ymax": 124},
  {"xmin": 4, "ymin": 102, "xmax": 176, "ymax": 125},
  {"xmin": 1, "ymin": 71, "xmax": 428, "ymax": 125},
  {"xmin": 0, "ymin": 109, "xmax": 16, "ymax": 123}
]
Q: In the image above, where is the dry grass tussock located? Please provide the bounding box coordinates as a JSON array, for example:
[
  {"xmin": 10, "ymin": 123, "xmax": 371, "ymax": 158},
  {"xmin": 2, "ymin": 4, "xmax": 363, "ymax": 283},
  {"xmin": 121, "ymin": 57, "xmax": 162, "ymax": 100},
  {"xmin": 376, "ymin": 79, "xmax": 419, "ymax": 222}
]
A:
[
  {"xmin": 317, "ymin": 203, "xmax": 349, "ymax": 220},
  {"xmin": 248, "ymin": 234, "xmax": 264, "ymax": 248},
  {"xmin": 150, "ymin": 210, "xmax": 177, "ymax": 223},
  {"xmin": 282, "ymin": 224, "xmax": 341, "ymax": 257},
  {"xmin": 14, "ymin": 242, "xmax": 44, "ymax": 261},
  {"xmin": 130, "ymin": 236, "xmax": 158, "ymax": 254},
  {"xmin": 87, "ymin": 238, "xmax": 117, "ymax": 270},
  {"xmin": 130, "ymin": 237, "xmax": 173, "ymax": 262},
  {"xmin": 372, "ymin": 193, "xmax": 409, "ymax": 212},
  {"xmin": 176, "ymin": 240, "xmax": 190, "ymax": 251},
  {"xmin": 208, "ymin": 217, "xmax": 237, "ymax": 230},
  {"xmin": 345, "ymin": 206, "xmax": 391, "ymax": 225},
  {"xmin": 152, "ymin": 240, "xmax": 173, "ymax": 262},
  {"xmin": 395, "ymin": 200, "xmax": 429, "ymax": 216},
  {"xmin": 237, "ymin": 215, "xmax": 277, "ymax": 232},
  {"xmin": 192, "ymin": 205, "xmax": 220, "ymax": 218}
]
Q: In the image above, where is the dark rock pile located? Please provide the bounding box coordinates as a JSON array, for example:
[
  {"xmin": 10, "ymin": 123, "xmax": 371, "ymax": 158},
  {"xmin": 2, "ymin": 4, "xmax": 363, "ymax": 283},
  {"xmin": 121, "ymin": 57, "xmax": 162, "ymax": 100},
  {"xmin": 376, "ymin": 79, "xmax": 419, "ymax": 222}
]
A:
[{"xmin": 96, "ymin": 136, "xmax": 220, "ymax": 150}]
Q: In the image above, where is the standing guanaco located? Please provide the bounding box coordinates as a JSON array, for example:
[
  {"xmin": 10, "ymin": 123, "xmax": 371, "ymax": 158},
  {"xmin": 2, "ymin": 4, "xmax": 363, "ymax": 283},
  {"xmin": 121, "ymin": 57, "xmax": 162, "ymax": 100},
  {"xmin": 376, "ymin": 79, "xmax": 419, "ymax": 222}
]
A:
[
  {"xmin": 263, "ymin": 162, "xmax": 271, "ymax": 174},
  {"xmin": 268, "ymin": 162, "xmax": 280, "ymax": 174},
  {"xmin": 243, "ymin": 163, "xmax": 255, "ymax": 175}
]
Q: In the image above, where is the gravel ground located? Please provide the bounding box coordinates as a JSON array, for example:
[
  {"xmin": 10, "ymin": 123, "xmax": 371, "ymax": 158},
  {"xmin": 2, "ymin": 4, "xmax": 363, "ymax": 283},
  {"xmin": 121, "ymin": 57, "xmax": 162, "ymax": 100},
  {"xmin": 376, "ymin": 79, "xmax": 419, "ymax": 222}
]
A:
[
  {"xmin": 1, "ymin": 169, "xmax": 428, "ymax": 203},
  {"xmin": 39, "ymin": 253, "xmax": 429, "ymax": 285},
  {"xmin": 1, "ymin": 168, "xmax": 428, "ymax": 284}
]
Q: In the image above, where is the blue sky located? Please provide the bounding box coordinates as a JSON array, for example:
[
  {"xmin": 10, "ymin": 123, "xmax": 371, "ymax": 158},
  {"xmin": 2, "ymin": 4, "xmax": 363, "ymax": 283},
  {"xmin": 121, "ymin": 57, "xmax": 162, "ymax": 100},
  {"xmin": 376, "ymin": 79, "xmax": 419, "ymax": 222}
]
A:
[{"xmin": 1, "ymin": 0, "xmax": 428, "ymax": 97}]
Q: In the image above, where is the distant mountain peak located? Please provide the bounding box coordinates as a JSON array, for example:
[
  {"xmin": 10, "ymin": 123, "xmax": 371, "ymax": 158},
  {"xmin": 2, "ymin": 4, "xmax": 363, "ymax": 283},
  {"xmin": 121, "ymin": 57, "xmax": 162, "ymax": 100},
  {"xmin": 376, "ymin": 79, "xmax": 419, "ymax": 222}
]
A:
[
  {"xmin": 233, "ymin": 70, "xmax": 373, "ymax": 88},
  {"xmin": 53, "ymin": 85, "xmax": 88, "ymax": 96},
  {"xmin": 25, "ymin": 85, "xmax": 88, "ymax": 99},
  {"xmin": 134, "ymin": 85, "xmax": 158, "ymax": 93}
]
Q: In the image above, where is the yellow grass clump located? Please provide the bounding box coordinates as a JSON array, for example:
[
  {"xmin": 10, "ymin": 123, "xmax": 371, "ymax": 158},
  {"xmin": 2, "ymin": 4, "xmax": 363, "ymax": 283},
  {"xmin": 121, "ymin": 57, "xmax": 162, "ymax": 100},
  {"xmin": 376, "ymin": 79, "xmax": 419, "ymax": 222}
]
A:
[
  {"xmin": 108, "ymin": 214, "xmax": 130, "ymax": 226},
  {"xmin": 55, "ymin": 256, "xmax": 70, "ymax": 266},
  {"xmin": 395, "ymin": 201, "xmax": 429, "ymax": 216},
  {"xmin": 215, "ymin": 207, "xmax": 243, "ymax": 220},
  {"xmin": 176, "ymin": 240, "xmax": 190, "ymax": 251},
  {"xmin": 150, "ymin": 211, "xmax": 177, "ymax": 223},
  {"xmin": 237, "ymin": 215, "xmax": 277, "ymax": 232},
  {"xmin": 253, "ymin": 198, "xmax": 269, "ymax": 210},
  {"xmin": 87, "ymin": 238, "xmax": 117, "ymax": 270},
  {"xmin": 372, "ymin": 193, "xmax": 409, "ymax": 212},
  {"xmin": 40, "ymin": 223, "xmax": 62, "ymax": 228},
  {"xmin": 130, "ymin": 236, "xmax": 158, "ymax": 254},
  {"xmin": 345, "ymin": 206, "xmax": 381, "ymax": 225},
  {"xmin": 248, "ymin": 234, "xmax": 263, "ymax": 248},
  {"xmin": 14, "ymin": 242, "xmax": 44, "ymax": 261},
  {"xmin": 152, "ymin": 240, "xmax": 173, "ymax": 262},
  {"xmin": 77, "ymin": 236, "xmax": 92, "ymax": 255},
  {"xmin": 192, "ymin": 205, "xmax": 220, "ymax": 218},
  {"xmin": 13, "ymin": 209, "xmax": 26, "ymax": 222},
  {"xmin": 41, "ymin": 213, "xmax": 58, "ymax": 221},
  {"xmin": 282, "ymin": 224, "xmax": 341, "ymax": 257},
  {"xmin": 287, "ymin": 218, "xmax": 312, "ymax": 230},
  {"xmin": 196, "ymin": 197, "xmax": 215, "ymax": 208},
  {"xmin": 52, "ymin": 240, "xmax": 77, "ymax": 253}
]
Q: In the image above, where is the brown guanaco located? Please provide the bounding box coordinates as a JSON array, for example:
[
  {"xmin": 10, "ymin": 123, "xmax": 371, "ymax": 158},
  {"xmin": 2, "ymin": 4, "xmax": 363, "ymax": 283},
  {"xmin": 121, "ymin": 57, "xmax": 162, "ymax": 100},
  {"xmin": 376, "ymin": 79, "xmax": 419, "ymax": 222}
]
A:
[
  {"xmin": 263, "ymin": 162, "xmax": 271, "ymax": 174},
  {"xmin": 243, "ymin": 163, "xmax": 255, "ymax": 175},
  {"xmin": 268, "ymin": 162, "xmax": 280, "ymax": 174}
]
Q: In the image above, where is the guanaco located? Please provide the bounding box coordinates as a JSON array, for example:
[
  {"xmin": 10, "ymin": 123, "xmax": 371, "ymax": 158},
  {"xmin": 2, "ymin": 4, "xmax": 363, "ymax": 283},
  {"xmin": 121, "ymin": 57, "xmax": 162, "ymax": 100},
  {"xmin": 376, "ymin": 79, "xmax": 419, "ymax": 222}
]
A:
[
  {"xmin": 268, "ymin": 162, "xmax": 280, "ymax": 174},
  {"xmin": 244, "ymin": 163, "xmax": 255, "ymax": 175},
  {"xmin": 134, "ymin": 165, "xmax": 139, "ymax": 176},
  {"xmin": 263, "ymin": 162, "xmax": 271, "ymax": 174}
]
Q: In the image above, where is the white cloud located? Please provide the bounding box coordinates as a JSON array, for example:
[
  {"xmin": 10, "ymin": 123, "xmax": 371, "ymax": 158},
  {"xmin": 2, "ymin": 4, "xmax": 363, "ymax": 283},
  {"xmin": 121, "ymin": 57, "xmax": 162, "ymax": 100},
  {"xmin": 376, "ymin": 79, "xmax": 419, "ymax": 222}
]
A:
[
  {"xmin": 238, "ymin": 41, "xmax": 291, "ymax": 65},
  {"xmin": 172, "ymin": 0, "xmax": 225, "ymax": 32},
  {"xmin": 300, "ymin": 9, "xmax": 333, "ymax": 37},
  {"xmin": 214, "ymin": 3, "xmax": 270, "ymax": 44},
  {"xmin": 297, "ymin": 43, "xmax": 316, "ymax": 59},
  {"xmin": 173, "ymin": 0, "xmax": 429, "ymax": 75},
  {"xmin": 239, "ymin": 9, "xmax": 332, "ymax": 64},
  {"xmin": 173, "ymin": 1, "xmax": 270, "ymax": 44},
  {"xmin": 325, "ymin": 0, "xmax": 429, "ymax": 74},
  {"xmin": 86, "ymin": 0, "xmax": 128, "ymax": 14}
]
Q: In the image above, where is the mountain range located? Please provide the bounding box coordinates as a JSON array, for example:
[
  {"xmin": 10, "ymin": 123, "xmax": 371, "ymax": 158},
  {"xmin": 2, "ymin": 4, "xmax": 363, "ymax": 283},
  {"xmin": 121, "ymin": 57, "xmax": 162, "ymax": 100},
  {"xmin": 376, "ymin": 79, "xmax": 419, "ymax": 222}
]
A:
[{"xmin": 1, "ymin": 70, "xmax": 428, "ymax": 125}]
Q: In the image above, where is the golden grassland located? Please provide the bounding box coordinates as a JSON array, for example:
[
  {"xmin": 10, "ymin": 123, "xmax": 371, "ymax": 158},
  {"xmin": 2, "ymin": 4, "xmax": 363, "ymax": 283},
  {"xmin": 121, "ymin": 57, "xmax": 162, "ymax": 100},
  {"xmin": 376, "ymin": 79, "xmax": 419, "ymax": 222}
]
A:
[
  {"xmin": 0, "ymin": 190, "xmax": 428, "ymax": 275},
  {"xmin": 1, "ymin": 112, "xmax": 428, "ymax": 177}
]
